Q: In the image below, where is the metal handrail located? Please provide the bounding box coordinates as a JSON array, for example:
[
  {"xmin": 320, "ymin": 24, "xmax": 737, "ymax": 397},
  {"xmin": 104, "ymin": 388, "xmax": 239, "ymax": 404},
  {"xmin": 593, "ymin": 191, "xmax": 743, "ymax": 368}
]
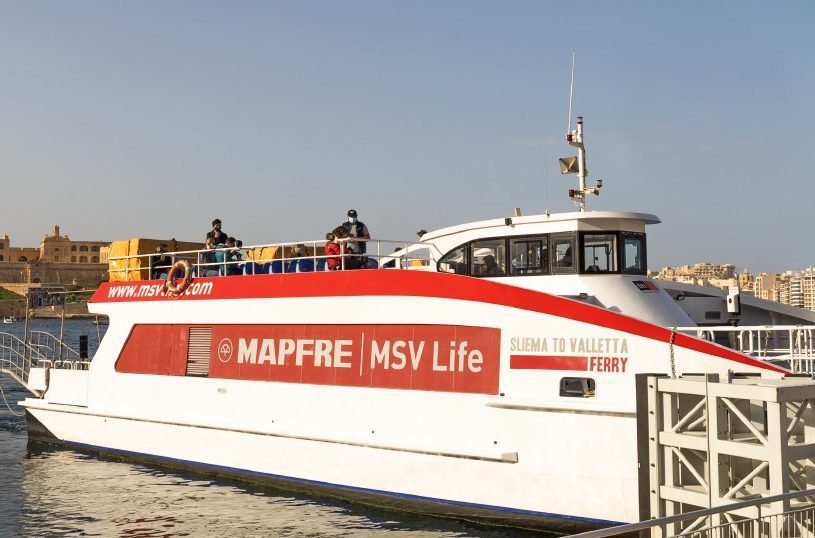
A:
[
  {"xmin": 569, "ymin": 487, "xmax": 815, "ymax": 537},
  {"xmin": 0, "ymin": 331, "xmax": 48, "ymax": 385},
  {"xmin": 677, "ymin": 324, "xmax": 815, "ymax": 372},
  {"xmin": 27, "ymin": 330, "xmax": 82, "ymax": 362},
  {"xmin": 108, "ymin": 237, "xmax": 443, "ymax": 279}
]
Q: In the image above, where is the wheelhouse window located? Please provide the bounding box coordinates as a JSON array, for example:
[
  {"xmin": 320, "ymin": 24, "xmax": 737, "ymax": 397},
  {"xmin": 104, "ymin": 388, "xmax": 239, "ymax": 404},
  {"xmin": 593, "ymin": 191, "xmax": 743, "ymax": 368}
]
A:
[
  {"xmin": 622, "ymin": 233, "xmax": 646, "ymax": 275},
  {"xmin": 438, "ymin": 246, "xmax": 467, "ymax": 275},
  {"xmin": 470, "ymin": 239, "xmax": 506, "ymax": 277},
  {"xmin": 551, "ymin": 234, "xmax": 576, "ymax": 274},
  {"xmin": 510, "ymin": 236, "xmax": 549, "ymax": 276},
  {"xmin": 581, "ymin": 233, "xmax": 618, "ymax": 273}
]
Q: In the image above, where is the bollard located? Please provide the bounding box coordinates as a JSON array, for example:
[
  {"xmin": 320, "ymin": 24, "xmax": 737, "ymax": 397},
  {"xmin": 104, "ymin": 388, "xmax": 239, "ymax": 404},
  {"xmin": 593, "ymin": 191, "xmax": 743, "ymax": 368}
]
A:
[{"xmin": 79, "ymin": 335, "xmax": 88, "ymax": 359}]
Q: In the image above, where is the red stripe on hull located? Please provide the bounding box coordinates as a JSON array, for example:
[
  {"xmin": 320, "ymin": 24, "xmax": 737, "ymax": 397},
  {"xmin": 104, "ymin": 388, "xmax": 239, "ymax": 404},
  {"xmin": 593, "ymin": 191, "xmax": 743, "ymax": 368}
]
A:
[
  {"xmin": 510, "ymin": 355, "xmax": 588, "ymax": 371},
  {"xmin": 91, "ymin": 271, "xmax": 786, "ymax": 374}
]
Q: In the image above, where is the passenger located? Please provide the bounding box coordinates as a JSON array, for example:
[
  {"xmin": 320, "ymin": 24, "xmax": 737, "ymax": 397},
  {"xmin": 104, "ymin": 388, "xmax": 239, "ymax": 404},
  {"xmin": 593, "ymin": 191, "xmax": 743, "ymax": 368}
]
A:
[
  {"xmin": 287, "ymin": 243, "xmax": 306, "ymax": 272},
  {"xmin": 557, "ymin": 246, "xmax": 573, "ymax": 268},
  {"xmin": 206, "ymin": 218, "xmax": 229, "ymax": 246},
  {"xmin": 150, "ymin": 244, "xmax": 172, "ymax": 280},
  {"xmin": 481, "ymin": 254, "xmax": 501, "ymax": 276},
  {"xmin": 341, "ymin": 209, "xmax": 370, "ymax": 268},
  {"xmin": 225, "ymin": 237, "xmax": 241, "ymax": 275},
  {"xmin": 325, "ymin": 227, "xmax": 350, "ymax": 270},
  {"xmin": 202, "ymin": 237, "xmax": 219, "ymax": 277}
]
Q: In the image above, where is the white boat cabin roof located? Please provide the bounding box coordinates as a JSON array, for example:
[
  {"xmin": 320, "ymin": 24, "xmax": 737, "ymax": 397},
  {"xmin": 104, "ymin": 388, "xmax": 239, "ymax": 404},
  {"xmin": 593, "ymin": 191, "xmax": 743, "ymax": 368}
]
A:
[{"xmin": 420, "ymin": 211, "xmax": 659, "ymax": 247}]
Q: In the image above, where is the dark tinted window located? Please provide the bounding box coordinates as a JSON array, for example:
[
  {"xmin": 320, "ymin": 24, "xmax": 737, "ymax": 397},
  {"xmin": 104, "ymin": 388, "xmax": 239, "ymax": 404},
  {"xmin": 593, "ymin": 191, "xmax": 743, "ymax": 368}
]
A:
[
  {"xmin": 582, "ymin": 233, "xmax": 618, "ymax": 273},
  {"xmin": 622, "ymin": 233, "xmax": 646, "ymax": 274},
  {"xmin": 510, "ymin": 236, "xmax": 549, "ymax": 275},
  {"xmin": 438, "ymin": 246, "xmax": 466, "ymax": 275},
  {"xmin": 552, "ymin": 234, "xmax": 576, "ymax": 273},
  {"xmin": 470, "ymin": 239, "xmax": 506, "ymax": 277}
]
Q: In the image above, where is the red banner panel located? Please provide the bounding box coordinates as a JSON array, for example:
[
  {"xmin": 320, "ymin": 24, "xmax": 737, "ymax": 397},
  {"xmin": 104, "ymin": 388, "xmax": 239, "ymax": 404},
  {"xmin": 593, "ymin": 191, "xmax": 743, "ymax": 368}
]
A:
[
  {"xmin": 209, "ymin": 324, "xmax": 501, "ymax": 394},
  {"xmin": 116, "ymin": 324, "xmax": 189, "ymax": 376},
  {"xmin": 115, "ymin": 324, "xmax": 501, "ymax": 395}
]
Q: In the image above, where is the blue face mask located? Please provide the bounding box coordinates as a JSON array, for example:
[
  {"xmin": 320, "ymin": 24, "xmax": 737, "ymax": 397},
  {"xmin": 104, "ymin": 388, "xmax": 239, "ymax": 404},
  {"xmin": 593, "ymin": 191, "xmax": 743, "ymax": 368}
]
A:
[{"xmin": 349, "ymin": 217, "xmax": 357, "ymax": 224}]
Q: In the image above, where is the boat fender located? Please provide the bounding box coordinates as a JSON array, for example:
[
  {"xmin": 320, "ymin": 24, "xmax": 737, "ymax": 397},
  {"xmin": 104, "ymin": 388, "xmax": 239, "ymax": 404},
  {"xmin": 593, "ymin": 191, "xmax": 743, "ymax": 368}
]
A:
[{"xmin": 164, "ymin": 260, "xmax": 192, "ymax": 296}]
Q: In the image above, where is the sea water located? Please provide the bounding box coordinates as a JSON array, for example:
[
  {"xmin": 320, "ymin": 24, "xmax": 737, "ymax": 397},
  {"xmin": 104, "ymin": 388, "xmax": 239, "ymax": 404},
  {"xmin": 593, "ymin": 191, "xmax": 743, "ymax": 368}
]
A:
[{"xmin": 0, "ymin": 320, "xmax": 548, "ymax": 537}]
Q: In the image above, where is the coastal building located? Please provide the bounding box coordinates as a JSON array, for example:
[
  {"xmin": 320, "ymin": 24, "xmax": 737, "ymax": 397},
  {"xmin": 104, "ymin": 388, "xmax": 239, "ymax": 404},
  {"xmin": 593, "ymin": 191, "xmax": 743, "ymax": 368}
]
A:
[
  {"xmin": 0, "ymin": 225, "xmax": 110, "ymax": 288},
  {"xmin": 654, "ymin": 263, "xmax": 739, "ymax": 290}
]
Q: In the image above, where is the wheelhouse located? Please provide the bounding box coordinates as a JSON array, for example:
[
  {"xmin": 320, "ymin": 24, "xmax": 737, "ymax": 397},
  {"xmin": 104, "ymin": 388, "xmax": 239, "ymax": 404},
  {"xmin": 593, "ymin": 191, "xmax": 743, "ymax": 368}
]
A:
[{"xmin": 428, "ymin": 212, "xmax": 655, "ymax": 279}]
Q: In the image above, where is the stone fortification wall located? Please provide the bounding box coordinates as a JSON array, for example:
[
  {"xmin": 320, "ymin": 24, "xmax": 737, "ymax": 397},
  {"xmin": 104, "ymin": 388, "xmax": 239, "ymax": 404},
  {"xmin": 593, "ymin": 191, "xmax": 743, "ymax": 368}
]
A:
[{"xmin": 0, "ymin": 262, "xmax": 107, "ymax": 288}]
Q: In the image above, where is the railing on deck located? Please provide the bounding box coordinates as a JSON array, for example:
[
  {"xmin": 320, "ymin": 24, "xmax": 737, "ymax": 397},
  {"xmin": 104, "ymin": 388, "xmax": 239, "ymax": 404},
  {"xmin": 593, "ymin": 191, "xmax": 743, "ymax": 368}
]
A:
[
  {"xmin": 27, "ymin": 331, "xmax": 84, "ymax": 367},
  {"xmin": 678, "ymin": 325, "xmax": 815, "ymax": 373},
  {"xmin": 569, "ymin": 488, "xmax": 815, "ymax": 538},
  {"xmin": 108, "ymin": 238, "xmax": 441, "ymax": 281},
  {"xmin": 0, "ymin": 330, "xmax": 90, "ymax": 391},
  {"xmin": 0, "ymin": 332, "xmax": 45, "ymax": 386}
]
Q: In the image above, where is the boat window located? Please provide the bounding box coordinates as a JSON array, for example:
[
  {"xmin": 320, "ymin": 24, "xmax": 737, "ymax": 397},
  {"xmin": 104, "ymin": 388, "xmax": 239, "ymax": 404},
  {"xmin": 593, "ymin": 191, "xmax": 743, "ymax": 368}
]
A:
[
  {"xmin": 551, "ymin": 234, "xmax": 576, "ymax": 274},
  {"xmin": 438, "ymin": 246, "xmax": 467, "ymax": 275},
  {"xmin": 470, "ymin": 239, "xmax": 506, "ymax": 277},
  {"xmin": 622, "ymin": 233, "xmax": 646, "ymax": 275},
  {"xmin": 581, "ymin": 233, "xmax": 618, "ymax": 273},
  {"xmin": 510, "ymin": 236, "xmax": 549, "ymax": 275},
  {"xmin": 560, "ymin": 377, "xmax": 596, "ymax": 398}
]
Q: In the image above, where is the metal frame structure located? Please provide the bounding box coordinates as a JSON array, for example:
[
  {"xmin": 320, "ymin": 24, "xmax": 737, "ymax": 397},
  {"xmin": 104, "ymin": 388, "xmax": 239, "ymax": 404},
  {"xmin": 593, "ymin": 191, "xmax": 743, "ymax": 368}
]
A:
[
  {"xmin": 634, "ymin": 373, "xmax": 815, "ymax": 537},
  {"xmin": 569, "ymin": 487, "xmax": 815, "ymax": 537}
]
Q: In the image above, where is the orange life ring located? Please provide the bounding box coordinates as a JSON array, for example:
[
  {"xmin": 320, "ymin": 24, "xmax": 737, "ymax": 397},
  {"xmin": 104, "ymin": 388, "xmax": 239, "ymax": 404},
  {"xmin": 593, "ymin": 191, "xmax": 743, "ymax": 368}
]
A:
[{"xmin": 164, "ymin": 260, "xmax": 192, "ymax": 296}]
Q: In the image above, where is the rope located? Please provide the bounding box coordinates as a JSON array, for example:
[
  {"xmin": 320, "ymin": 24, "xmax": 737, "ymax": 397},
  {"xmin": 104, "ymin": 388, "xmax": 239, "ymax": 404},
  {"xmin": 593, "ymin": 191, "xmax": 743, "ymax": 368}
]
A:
[
  {"xmin": 764, "ymin": 326, "xmax": 771, "ymax": 357},
  {"xmin": 0, "ymin": 380, "xmax": 25, "ymax": 417},
  {"xmin": 669, "ymin": 327, "xmax": 677, "ymax": 379}
]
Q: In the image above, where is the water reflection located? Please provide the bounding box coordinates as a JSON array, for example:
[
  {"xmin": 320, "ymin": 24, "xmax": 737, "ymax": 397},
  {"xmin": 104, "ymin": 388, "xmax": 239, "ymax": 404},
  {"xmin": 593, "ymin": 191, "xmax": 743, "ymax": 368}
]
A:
[{"xmin": 16, "ymin": 443, "xmax": 545, "ymax": 538}]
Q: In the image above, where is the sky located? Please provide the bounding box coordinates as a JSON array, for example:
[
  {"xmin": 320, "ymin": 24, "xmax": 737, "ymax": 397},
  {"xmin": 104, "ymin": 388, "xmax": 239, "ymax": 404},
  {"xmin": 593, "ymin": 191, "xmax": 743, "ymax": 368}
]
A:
[{"xmin": 0, "ymin": 1, "xmax": 813, "ymax": 272}]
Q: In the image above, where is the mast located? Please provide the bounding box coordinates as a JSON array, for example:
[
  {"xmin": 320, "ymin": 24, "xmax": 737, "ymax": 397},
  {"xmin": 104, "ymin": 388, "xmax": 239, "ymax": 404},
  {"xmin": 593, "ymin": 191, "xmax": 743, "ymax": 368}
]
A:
[{"xmin": 560, "ymin": 55, "xmax": 602, "ymax": 211}]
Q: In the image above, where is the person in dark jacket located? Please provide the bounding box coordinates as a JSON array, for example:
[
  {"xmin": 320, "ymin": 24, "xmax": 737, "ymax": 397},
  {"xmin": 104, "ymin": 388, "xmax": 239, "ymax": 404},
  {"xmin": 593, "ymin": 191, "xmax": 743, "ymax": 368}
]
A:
[
  {"xmin": 206, "ymin": 219, "xmax": 229, "ymax": 246},
  {"xmin": 150, "ymin": 244, "xmax": 172, "ymax": 279},
  {"xmin": 341, "ymin": 209, "xmax": 370, "ymax": 268}
]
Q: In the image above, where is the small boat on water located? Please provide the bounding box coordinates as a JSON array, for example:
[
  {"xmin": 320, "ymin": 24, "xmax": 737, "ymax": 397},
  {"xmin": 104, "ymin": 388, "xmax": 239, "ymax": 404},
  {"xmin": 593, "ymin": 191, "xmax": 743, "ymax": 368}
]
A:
[
  {"xmin": 2, "ymin": 316, "xmax": 20, "ymax": 324},
  {"xmin": 11, "ymin": 115, "xmax": 800, "ymax": 533}
]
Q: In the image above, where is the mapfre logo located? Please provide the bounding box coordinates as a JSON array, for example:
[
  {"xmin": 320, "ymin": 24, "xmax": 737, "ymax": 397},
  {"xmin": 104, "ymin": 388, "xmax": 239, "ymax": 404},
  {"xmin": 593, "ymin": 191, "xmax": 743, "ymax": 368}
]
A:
[{"xmin": 217, "ymin": 338, "xmax": 234, "ymax": 362}]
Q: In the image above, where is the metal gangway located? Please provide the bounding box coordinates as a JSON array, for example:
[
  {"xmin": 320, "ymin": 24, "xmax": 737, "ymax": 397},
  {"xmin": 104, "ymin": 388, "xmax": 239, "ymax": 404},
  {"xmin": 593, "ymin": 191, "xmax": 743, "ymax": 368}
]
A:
[
  {"xmin": 678, "ymin": 325, "xmax": 815, "ymax": 373},
  {"xmin": 1, "ymin": 330, "xmax": 89, "ymax": 396},
  {"xmin": 0, "ymin": 331, "xmax": 47, "ymax": 394}
]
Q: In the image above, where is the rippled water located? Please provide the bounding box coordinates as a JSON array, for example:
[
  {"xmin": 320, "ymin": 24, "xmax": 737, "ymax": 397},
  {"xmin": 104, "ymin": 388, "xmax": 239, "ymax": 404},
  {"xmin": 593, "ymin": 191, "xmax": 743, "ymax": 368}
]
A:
[{"xmin": 0, "ymin": 321, "xmax": 553, "ymax": 537}]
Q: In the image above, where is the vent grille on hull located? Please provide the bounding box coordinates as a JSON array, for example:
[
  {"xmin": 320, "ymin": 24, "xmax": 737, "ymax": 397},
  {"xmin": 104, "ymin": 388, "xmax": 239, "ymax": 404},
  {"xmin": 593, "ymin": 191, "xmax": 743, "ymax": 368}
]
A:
[{"xmin": 186, "ymin": 327, "xmax": 212, "ymax": 377}]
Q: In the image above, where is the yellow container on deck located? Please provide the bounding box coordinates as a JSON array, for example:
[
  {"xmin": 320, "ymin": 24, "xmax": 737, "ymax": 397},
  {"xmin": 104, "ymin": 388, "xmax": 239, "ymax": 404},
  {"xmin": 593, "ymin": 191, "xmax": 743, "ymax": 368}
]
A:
[{"xmin": 108, "ymin": 239, "xmax": 205, "ymax": 281}]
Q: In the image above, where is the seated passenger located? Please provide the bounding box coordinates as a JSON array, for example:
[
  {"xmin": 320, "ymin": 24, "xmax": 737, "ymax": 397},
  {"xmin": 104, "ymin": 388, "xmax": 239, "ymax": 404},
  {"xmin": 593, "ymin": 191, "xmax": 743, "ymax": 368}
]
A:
[
  {"xmin": 225, "ymin": 237, "xmax": 242, "ymax": 275},
  {"xmin": 150, "ymin": 244, "xmax": 172, "ymax": 280},
  {"xmin": 556, "ymin": 247, "xmax": 573, "ymax": 268},
  {"xmin": 287, "ymin": 243, "xmax": 311, "ymax": 272},
  {"xmin": 480, "ymin": 254, "xmax": 501, "ymax": 276},
  {"xmin": 201, "ymin": 238, "xmax": 219, "ymax": 277}
]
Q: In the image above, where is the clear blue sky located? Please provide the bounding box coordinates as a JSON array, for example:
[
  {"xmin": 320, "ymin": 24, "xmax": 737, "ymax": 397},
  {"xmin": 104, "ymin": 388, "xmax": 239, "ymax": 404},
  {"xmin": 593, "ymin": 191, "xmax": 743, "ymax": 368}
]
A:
[{"xmin": 1, "ymin": 1, "xmax": 812, "ymax": 272}]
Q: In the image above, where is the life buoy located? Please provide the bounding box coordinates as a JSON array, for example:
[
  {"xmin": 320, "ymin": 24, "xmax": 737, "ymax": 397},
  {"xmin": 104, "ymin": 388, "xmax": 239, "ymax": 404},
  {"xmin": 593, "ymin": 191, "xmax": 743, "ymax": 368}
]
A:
[{"xmin": 164, "ymin": 260, "xmax": 192, "ymax": 296}]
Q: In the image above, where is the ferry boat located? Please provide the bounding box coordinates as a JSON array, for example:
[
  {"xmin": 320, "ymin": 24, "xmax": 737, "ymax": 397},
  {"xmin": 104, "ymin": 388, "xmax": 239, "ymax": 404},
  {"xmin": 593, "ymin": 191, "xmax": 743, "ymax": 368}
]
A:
[{"xmin": 8, "ymin": 116, "xmax": 795, "ymax": 533}]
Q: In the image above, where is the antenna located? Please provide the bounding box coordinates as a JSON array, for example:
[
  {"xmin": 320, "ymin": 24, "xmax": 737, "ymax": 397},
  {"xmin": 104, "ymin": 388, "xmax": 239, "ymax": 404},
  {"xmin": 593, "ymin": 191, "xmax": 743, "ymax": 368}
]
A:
[
  {"xmin": 559, "ymin": 52, "xmax": 603, "ymax": 211},
  {"xmin": 567, "ymin": 51, "xmax": 575, "ymax": 135}
]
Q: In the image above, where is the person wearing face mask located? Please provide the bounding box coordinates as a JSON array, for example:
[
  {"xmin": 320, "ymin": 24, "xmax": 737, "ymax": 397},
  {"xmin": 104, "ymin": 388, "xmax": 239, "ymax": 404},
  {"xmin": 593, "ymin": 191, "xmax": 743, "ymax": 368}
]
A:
[{"xmin": 341, "ymin": 209, "xmax": 370, "ymax": 269}]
